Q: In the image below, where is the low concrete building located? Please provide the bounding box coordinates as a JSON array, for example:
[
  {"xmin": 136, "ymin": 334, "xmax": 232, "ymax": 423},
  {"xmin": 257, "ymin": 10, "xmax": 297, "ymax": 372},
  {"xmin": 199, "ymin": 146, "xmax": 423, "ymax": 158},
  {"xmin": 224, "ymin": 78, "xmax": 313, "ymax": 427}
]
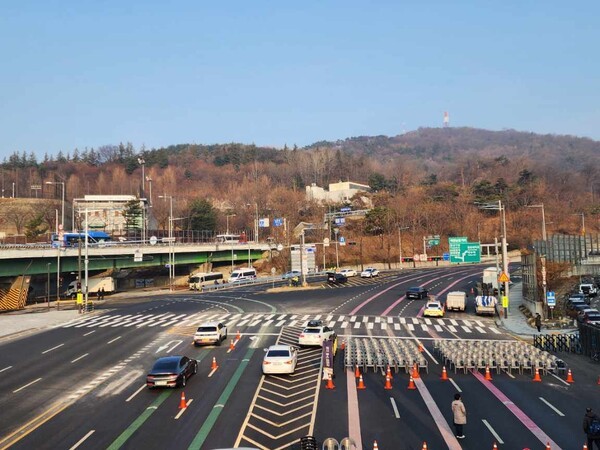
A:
[
  {"xmin": 306, "ymin": 181, "xmax": 371, "ymax": 204},
  {"xmin": 72, "ymin": 195, "xmax": 148, "ymax": 236}
]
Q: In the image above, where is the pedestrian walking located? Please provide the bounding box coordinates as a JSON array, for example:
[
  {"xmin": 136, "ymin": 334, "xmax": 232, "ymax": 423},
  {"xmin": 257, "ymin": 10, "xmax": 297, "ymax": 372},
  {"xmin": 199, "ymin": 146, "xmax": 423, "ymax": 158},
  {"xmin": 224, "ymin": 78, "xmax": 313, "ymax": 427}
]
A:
[
  {"xmin": 451, "ymin": 393, "xmax": 466, "ymax": 439},
  {"xmin": 535, "ymin": 313, "xmax": 542, "ymax": 333},
  {"xmin": 100, "ymin": 287, "xmax": 105, "ymax": 300},
  {"xmin": 583, "ymin": 407, "xmax": 600, "ymax": 449}
]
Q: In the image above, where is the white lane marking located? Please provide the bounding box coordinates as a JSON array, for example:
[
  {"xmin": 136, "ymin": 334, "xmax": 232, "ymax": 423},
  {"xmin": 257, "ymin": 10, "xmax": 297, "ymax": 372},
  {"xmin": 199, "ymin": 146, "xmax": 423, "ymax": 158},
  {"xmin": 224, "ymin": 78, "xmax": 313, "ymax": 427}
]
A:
[
  {"xmin": 126, "ymin": 384, "xmax": 147, "ymax": 402},
  {"xmin": 42, "ymin": 343, "xmax": 64, "ymax": 354},
  {"xmin": 539, "ymin": 397, "xmax": 565, "ymax": 416},
  {"xmin": 0, "ymin": 366, "xmax": 13, "ymax": 373},
  {"xmin": 448, "ymin": 325, "xmax": 457, "ymax": 333},
  {"xmin": 354, "ymin": 322, "xmax": 361, "ymax": 329},
  {"xmin": 434, "ymin": 324, "xmax": 443, "ymax": 332},
  {"xmin": 13, "ymin": 377, "xmax": 42, "ymax": 393},
  {"xmin": 449, "ymin": 378, "xmax": 462, "ymax": 392},
  {"xmin": 504, "ymin": 370, "xmax": 516, "ymax": 379},
  {"xmin": 175, "ymin": 398, "xmax": 193, "ymax": 419},
  {"xmin": 490, "ymin": 327, "xmax": 501, "ymax": 334},
  {"xmin": 407, "ymin": 324, "xmax": 414, "ymax": 331},
  {"xmin": 461, "ymin": 326, "xmax": 472, "ymax": 333},
  {"xmin": 390, "ymin": 397, "xmax": 400, "ymax": 418},
  {"xmin": 83, "ymin": 330, "xmax": 96, "ymax": 336},
  {"xmin": 482, "ymin": 419, "xmax": 504, "ymax": 444},
  {"xmin": 475, "ymin": 326, "xmax": 486, "ymax": 334},
  {"xmin": 69, "ymin": 430, "xmax": 95, "ymax": 450},
  {"xmin": 71, "ymin": 353, "xmax": 89, "ymax": 363},
  {"xmin": 550, "ymin": 373, "xmax": 571, "ymax": 386},
  {"xmin": 107, "ymin": 336, "xmax": 121, "ymax": 344}
]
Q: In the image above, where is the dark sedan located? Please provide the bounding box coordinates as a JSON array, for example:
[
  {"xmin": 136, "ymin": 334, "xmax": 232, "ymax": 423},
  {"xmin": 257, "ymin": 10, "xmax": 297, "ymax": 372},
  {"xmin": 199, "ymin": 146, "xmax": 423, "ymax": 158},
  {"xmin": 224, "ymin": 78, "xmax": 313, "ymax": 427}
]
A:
[
  {"xmin": 406, "ymin": 286, "xmax": 428, "ymax": 299},
  {"xmin": 327, "ymin": 272, "xmax": 348, "ymax": 284},
  {"xmin": 146, "ymin": 355, "xmax": 198, "ymax": 388}
]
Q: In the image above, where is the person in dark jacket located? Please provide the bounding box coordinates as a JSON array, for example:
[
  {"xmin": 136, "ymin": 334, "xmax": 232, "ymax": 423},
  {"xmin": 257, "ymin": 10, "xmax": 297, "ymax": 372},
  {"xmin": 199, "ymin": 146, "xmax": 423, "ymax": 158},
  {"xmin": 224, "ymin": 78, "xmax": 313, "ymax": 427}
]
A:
[
  {"xmin": 583, "ymin": 407, "xmax": 600, "ymax": 449},
  {"xmin": 534, "ymin": 313, "xmax": 542, "ymax": 333}
]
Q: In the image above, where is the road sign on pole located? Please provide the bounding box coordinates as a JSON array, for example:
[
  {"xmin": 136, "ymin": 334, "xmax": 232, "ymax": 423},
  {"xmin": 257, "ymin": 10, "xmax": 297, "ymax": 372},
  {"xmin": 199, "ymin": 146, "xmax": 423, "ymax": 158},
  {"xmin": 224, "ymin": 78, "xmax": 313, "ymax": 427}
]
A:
[
  {"xmin": 449, "ymin": 237, "xmax": 468, "ymax": 263},
  {"xmin": 546, "ymin": 291, "xmax": 556, "ymax": 308}
]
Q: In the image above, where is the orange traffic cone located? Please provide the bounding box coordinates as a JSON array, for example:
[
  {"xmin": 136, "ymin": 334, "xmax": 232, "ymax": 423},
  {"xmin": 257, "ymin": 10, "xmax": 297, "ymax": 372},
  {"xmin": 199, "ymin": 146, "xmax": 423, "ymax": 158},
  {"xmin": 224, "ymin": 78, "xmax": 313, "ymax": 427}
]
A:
[
  {"xmin": 422, "ymin": 441, "xmax": 428, "ymax": 449},
  {"xmin": 408, "ymin": 376, "xmax": 416, "ymax": 390},
  {"xmin": 485, "ymin": 365, "xmax": 493, "ymax": 381},
  {"xmin": 355, "ymin": 365, "xmax": 360, "ymax": 378},
  {"xmin": 583, "ymin": 443, "xmax": 588, "ymax": 449},
  {"xmin": 341, "ymin": 340, "xmax": 346, "ymax": 350},
  {"xmin": 179, "ymin": 392, "xmax": 187, "ymax": 409},
  {"xmin": 386, "ymin": 365, "xmax": 394, "ymax": 380},
  {"xmin": 236, "ymin": 330, "xmax": 241, "ymax": 340},
  {"xmin": 545, "ymin": 443, "xmax": 551, "ymax": 450},
  {"xmin": 412, "ymin": 363, "xmax": 420, "ymax": 379},
  {"xmin": 533, "ymin": 367, "xmax": 542, "ymax": 382},
  {"xmin": 373, "ymin": 441, "xmax": 379, "ymax": 450},
  {"xmin": 566, "ymin": 369, "xmax": 574, "ymax": 383},
  {"xmin": 229, "ymin": 339, "xmax": 235, "ymax": 351},
  {"xmin": 441, "ymin": 366, "xmax": 448, "ymax": 381},
  {"xmin": 325, "ymin": 376, "xmax": 335, "ymax": 390},
  {"xmin": 492, "ymin": 443, "xmax": 498, "ymax": 449},
  {"xmin": 418, "ymin": 342, "xmax": 424, "ymax": 353},
  {"xmin": 211, "ymin": 357, "xmax": 218, "ymax": 370},
  {"xmin": 384, "ymin": 374, "xmax": 392, "ymax": 390},
  {"xmin": 357, "ymin": 375, "xmax": 366, "ymax": 390}
]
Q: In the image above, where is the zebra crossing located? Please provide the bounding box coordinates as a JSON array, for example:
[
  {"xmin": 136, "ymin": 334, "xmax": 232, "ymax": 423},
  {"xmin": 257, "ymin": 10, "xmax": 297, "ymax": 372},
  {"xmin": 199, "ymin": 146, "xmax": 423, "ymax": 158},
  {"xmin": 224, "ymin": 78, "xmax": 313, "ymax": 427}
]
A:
[{"xmin": 61, "ymin": 311, "xmax": 503, "ymax": 336}]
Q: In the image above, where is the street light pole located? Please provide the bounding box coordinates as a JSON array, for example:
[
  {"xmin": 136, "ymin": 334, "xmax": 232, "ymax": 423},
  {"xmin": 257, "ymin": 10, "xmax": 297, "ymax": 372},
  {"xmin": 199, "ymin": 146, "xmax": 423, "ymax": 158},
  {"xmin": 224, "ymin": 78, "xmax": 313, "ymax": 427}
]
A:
[
  {"xmin": 159, "ymin": 195, "xmax": 174, "ymax": 291},
  {"xmin": 47, "ymin": 263, "xmax": 51, "ymax": 308},
  {"xmin": 527, "ymin": 204, "xmax": 547, "ymax": 241},
  {"xmin": 334, "ymin": 228, "xmax": 340, "ymax": 269},
  {"xmin": 47, "ymin": 181, "xmax": 65, "ymax": 301},
  {"xmin": 255, "ymin": 203, "xmax": 259, "ymax": 243},
  {"xmin": 226, "ymin": 214, "xmax": 236, "ymax": 235}
]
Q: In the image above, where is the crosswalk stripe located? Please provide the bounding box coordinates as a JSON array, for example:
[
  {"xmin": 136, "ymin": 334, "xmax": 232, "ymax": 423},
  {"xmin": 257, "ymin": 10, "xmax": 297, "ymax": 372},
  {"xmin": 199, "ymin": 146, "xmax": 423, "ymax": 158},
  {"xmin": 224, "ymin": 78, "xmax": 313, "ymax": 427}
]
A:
[
  {"xmin": 475, "ymin": 326, "xmax": 486, "ymax": 334},
  {"xmin": 350, "ymin": 316, "xmax": 357, "ymax": 322},
  {"xmin": 354, "ymin": 322, "xmax": 361, "ymax": 329},
  {"xmin": 434, "ymin": 325, "xmax": 443, "ymax": 332},
  {"xmin": 407, "ymin": 324, "xmax": 414, "ymax": 331},
  {"xmin": 367, "ymin": 323, "xmax": 374, "ymax": 330},
  {"xmin": 424, "ymin": 318, "xmax": 432, "ymax": 325},
  {"xmin": 489, "ymin": 327, "xmax": 501, "ymax": 334},
  {"xmin": 421, "ymin": 324, "xmax": 428, "ymax": 331},
  {"xmin": 341, "ymin": 321, "xmax": 348, "ymax": 328},
  {"xmin": 448, "ymin": 325, "xmax": 457, "ymax": 333},
  {"xmin": 461, "ymin": 326, "xmax": 472, "ymax": 333},
  {"xmin": 381, "ymin": 323, "xmax": 387, "ymax": 330},
  {"xmin": 394, "ymin": 323, "xmax": 400, "ymax": 330}
]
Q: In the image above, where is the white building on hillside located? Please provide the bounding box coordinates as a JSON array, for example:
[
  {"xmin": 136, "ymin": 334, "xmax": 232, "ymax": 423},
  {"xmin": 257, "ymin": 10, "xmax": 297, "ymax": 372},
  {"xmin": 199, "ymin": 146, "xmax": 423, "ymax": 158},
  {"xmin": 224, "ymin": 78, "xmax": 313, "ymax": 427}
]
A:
[
  {"xmin": 72, "ymin": 195, "xmax": 148, "ymax": 235},
  {"xmin": 306, "ymin": 181, "xmax": 371, "ymax": 204}
]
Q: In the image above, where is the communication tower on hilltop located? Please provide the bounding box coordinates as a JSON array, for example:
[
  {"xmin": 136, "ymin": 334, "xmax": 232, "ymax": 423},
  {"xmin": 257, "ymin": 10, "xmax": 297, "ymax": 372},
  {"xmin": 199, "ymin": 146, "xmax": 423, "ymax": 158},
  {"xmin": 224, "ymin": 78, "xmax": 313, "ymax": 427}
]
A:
[{"xmin": 443, "ymin": 111, "xmax": 450, "ymax": 128}]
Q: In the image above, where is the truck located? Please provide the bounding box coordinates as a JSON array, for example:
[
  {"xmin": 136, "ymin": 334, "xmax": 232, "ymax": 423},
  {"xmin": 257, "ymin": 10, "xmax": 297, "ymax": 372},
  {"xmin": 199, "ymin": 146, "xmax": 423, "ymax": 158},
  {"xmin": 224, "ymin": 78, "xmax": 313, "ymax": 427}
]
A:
[
  {"xmin": 64, "ymin": 277, "xmax": 115, "ymax": 298},
  {"xmin": 475, "ymin": 295, "xmax": 497, "ymax": 315},
  {"xmin": 446, "ymin": 291, "xmax": 466, "ymax": 312},
  {"xmin": 579, "ymin": 283, "xmax": 598, "ymax": 297},
  {"xmin": 482, "ymin": 267, "xmax": 499, "ymax": 294}
]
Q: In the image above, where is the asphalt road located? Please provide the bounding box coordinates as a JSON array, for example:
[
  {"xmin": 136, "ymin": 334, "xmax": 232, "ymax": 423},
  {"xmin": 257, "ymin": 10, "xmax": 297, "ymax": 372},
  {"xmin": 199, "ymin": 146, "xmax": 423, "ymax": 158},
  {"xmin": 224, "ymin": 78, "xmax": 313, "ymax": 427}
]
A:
[{"xmin": 0, "ymin": 265, "xmax": 597, "ymax": 450}]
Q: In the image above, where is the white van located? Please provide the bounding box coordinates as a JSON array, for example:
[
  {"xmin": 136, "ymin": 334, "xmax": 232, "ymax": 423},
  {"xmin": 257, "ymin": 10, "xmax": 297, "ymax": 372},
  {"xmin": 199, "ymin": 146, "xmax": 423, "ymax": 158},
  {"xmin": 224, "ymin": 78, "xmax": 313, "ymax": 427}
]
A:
[
  {"xmin": 189, "ymin": 272, "xmax": 224, "ymax": 290},
  {"xmin": 228, "ymin": 268, "xmax": 257, "ymax": 283}
]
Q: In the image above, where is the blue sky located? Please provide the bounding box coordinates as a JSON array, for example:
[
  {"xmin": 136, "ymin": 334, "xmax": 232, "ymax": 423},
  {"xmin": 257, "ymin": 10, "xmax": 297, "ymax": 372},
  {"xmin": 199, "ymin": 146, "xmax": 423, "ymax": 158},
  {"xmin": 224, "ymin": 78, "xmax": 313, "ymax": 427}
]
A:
[{"xmin": 1, "ymin": 1, "xmax": 599, "ymax": 160}]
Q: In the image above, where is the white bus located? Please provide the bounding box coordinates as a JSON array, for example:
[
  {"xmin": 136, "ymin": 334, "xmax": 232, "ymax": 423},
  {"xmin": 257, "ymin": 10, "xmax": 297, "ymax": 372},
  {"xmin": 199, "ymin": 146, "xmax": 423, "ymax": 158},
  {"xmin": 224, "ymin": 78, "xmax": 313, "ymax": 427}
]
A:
[
  {"xmin": 189, "ymin": 272, "xmax": 225, "ymax": 290},
  {"xmin": 215, "ymin": 234, "xmax": 240, "ymax": 244},
  {"xmin": 228, "ymin": 268, "xmax": 257, "ymax": 283}
]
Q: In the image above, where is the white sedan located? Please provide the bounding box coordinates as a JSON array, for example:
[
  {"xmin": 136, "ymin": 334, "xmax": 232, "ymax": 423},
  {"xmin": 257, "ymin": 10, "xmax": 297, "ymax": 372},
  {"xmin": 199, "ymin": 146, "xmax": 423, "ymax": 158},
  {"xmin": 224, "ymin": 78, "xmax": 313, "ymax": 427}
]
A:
[
  {"xmin": 262, "ymin": 345, "xmax": 298, "ymax": 375},
  {"xmin": 360, "ymin": 267, "xmax": 380, "ymax": 278},
  {"xmin": 339, "ymin": 268, "xmax": 357, "ymax": 277},
  {"xmin": 298, "ymin": 325, "xmax": 336, "ymax": 347}
]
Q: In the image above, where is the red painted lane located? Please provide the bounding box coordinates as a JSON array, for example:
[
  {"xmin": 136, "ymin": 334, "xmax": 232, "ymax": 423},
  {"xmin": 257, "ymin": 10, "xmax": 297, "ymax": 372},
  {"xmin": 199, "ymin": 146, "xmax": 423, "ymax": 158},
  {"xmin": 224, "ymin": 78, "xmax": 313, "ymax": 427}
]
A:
[
  {"xmin": 349, "ymin": 274, "xmax": 424, "ymax": 315},
  {"xmin": 415, "ymin": 272, "xmax": 476, "ymax": 317},
  {"xmin": 471, "ymin": 370, "xmax": 562, "ymax": 449}
]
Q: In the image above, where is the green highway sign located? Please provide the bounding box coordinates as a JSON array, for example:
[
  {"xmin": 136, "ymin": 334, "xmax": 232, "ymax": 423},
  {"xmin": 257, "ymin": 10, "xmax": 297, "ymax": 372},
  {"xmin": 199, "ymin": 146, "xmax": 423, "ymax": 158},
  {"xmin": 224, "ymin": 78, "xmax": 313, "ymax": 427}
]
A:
[
  {"xmin": 457, "ymin": 242, "xmax": 481, "ymax": 263},
  {"xmin": 449, "ymin": 237, "xmax": 467, "ymax": 263}
]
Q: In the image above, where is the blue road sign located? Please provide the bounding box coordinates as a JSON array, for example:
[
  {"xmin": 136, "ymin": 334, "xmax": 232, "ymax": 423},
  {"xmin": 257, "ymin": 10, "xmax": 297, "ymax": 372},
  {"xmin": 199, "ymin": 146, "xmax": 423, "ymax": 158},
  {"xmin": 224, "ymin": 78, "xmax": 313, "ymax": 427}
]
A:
[
  {"xmin": 335, "ymin": 217, "xmax": 346, "ymax": 225},
  {"xmin": 442, "ymin": 252, "xmax": 450, "ymax": 261},
  {"xmin": 274, "ymin": 218, "xmax": 283, "ymax": 227},
  {"xmin": 340, "ymin": 207, "xmax": 351, "ymax": 212},
  {"xmin": 546, "ymin": 291, "xmax": 556, "ymax": 307}
]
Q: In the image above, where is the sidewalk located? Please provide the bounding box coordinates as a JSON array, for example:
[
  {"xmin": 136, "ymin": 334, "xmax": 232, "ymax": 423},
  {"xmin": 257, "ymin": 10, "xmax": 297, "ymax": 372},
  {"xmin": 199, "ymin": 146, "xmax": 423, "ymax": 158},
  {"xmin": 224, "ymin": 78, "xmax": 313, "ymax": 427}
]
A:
[{"xmin": 496, "ymin": 282, "xmax": 577, "ymax": 340}]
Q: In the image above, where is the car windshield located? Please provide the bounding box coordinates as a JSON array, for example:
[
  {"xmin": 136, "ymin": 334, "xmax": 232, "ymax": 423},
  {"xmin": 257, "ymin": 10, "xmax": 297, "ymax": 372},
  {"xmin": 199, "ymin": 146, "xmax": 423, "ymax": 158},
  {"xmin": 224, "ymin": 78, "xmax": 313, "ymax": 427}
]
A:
[
  {"xmin": 303, "ymin": 328, "xmax": 321, "ymax": 334},
  {"xmin": 197, "ymin": 326, "xmax": 217, "ymax": 332},
  {"xmin": 427, "ymin": 303, "xmax": 440, "ymax": 308},
  {"xmin": 408, "ymin": 287, "xmax": 421, "ymax": 292},
  {"xmin": 152, "ymin": 360, "xmax": 178, "ymax": 371},
  {"xmin": 267, "ymin": 350, "xmax": 291, "ymax": 357}
]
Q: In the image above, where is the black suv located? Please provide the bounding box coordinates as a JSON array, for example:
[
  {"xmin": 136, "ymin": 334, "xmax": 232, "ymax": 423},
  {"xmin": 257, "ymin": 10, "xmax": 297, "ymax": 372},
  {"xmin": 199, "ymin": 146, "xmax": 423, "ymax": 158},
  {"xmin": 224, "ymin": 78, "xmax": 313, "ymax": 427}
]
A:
[
  {"xmin": 327, "ymin": 272, "xmax": 348, "ymax": 284},
  {"xmin": 406, "ymin": 286, "xmax": 428, "ymax": 299}
]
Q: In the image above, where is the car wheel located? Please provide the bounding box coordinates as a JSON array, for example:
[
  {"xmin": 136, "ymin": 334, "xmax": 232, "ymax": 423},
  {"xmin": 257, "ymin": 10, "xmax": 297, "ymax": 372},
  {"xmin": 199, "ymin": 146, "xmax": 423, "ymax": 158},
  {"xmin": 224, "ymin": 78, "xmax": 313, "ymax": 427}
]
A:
[
  {"xmin": 193, "ymin": 363, "xmax": 198, "ymax": 374},
  {"xmin": 181, "ymin": 375, "xmax": 186, "ymax": 388},
  {"xmin": 224, "ymin": 330, "xmax": 228, "ymax": 340},
  {"xmin": 216, "ymin": 337, "xmax": 221, "ymax": 346},
  {"xmin": 193, "ymin": 342, "xmax": 199, "ymax": 347}
]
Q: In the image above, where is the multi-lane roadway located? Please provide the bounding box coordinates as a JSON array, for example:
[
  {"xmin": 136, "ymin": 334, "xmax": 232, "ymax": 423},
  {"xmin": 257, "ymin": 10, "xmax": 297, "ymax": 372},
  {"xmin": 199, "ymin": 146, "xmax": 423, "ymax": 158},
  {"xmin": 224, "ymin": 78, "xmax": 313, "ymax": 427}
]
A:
[{"xmin": 0, "ymin": 266, "xmax": 596, "ymax": 449}]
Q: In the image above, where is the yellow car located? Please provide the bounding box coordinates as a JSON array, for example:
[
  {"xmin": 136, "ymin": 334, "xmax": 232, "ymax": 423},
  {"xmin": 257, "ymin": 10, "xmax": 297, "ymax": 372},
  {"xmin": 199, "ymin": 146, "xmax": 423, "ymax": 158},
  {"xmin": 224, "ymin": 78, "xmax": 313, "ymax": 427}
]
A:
[{"xmin": 423, "ymin": 300, "xmax": 445, "ymax": 317}]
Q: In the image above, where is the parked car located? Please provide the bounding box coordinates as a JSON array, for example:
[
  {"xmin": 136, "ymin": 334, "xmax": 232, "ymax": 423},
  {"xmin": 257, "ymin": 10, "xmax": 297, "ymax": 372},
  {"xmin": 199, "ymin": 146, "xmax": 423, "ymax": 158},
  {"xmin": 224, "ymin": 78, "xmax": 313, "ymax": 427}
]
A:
[
  {"xmin": 569, "ymin": 293, "xmax": 590, "ymax": 305},
  {"xmin": 423, "ymin": 300, "xmax": 445, "ymax": 317},
  {"xmin": 579, "ymin": 283, "xmax": 598, "ymax": 297},
  {"xmin": 360, "ymin": 267, "xmax": 380, "ymax": 278},
  {"xmin": 193, "ymin": 322, "xmax": 227, "ymax": 346},
  {"xmin": 262, "ymin": 345, "xmax": 298, "ymax": 375},
  {"xmin": 146, "ymin": 355, "xmax": 198, "ymax": 388},
  {"xmin": 298, "ymin": 324, "xmax": 336, "ymax": 347},
  {"xmin": 282, "ymin": 270, "xmax": 301, "ymax": 280},
  {"xmin": 406, "ymin": 286, "xmax": 428, "ymax": 299},
  {"xmin": 339, "ymin": 268, "xmax": 357, "ymax": 277},
  {"xmin": 327, "ymin": 272, "xmax": 348, "ymax": 284},
  {"xmin": 580, "ymin": 311, "xmax": 600, "ymax": 324}
]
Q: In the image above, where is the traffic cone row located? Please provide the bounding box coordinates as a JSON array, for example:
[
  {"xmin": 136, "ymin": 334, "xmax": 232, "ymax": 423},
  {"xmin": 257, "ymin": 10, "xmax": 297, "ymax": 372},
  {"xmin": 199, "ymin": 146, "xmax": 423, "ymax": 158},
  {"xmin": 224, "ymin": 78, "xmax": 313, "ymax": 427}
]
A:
[
  {"xmin": 485, "ymin": 365, "xmax": 493, "ymax": 381},
  {"xmin": 384, "ymin": 374, "xmax": 392, "ymax": 390},
  {"xmin": 441, "ymin": 366, "xmax": 448, "ymax": 381},
  {"xmin": 533, "ymin": 367, "xmax": 542, "ymax": 382},
  {"xmin": 211, "ymin": 356, "xmax": 218, "ymax": 370},
  {"xmin": 236, "ymin": 330, "xmax": 241, "ymax": 340},
  {"xmin": 229, "ymin": 339, "xmax": 235, "ymax": 351},
  {"xmin": 357, "ymin": 375, "xmax": 366, "ymax": 390},
  {"xmin": 179, "ymin": 392, "xmax": 187, "ymax": 409},
  {"xmin": 566, "ymin": 369, "xmax": 574, "ymax": 383},
  {"xmin": 408, "ymin": 376, "xmax": 416, "ymax": 390}
]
